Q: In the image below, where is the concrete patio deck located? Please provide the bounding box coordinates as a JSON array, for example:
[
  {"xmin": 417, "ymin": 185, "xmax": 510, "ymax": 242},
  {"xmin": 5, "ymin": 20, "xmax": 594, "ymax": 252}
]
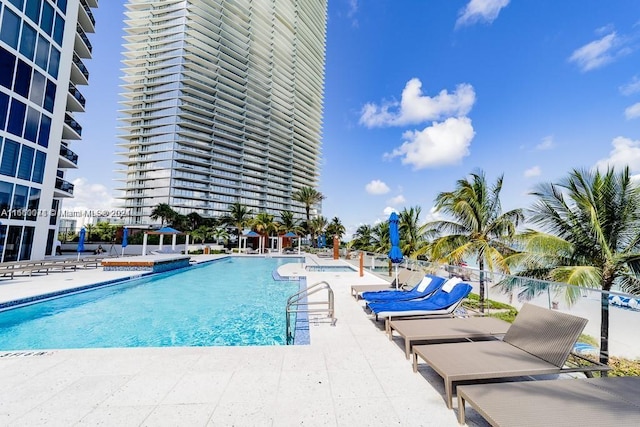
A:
[{"xmin": 0, "ymin": 255, "xmax": 486, "ymax": 426}]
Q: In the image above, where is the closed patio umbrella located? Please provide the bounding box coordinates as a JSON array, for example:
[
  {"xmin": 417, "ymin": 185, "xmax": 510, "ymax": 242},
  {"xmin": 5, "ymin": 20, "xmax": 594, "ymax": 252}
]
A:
[
  {"xmin": 121, "ymin": 227, "xmax": 128, "ymax": 257},
  {"xmin": 388, "ymin": 212, "xmax": 403, "ymax": 289},
  {"xmin": 77, "ymin": 227, "xmax": 86, "ymax": 261}
]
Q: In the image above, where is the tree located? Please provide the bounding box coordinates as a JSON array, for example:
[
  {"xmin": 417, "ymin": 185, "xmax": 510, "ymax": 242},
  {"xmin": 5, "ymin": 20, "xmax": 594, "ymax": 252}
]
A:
[
  {"xmin": 150, "ymin": 203, "xmax": 176, "ymax": 227},
  {"xmin": 95, "ymin": 221, "xmax": 116, "ymax": 243},
  {"xmin": 221, "ymin": 202, "xmax": 254, "ymax": 250},
  {"xmin": 426, "ymin": 171, "xmax": 524, "ymax": 312},
  {"xmin": 278, "ymin": 210, "xmax": 303, "ymax": 235},
  {"xmin": 191, "ymin": 226, "xmax": 213, "ymax": 244},
  {"xmin": 501, "ymin": 167, "xmax": 640, "ymax": 366},
  {"xmin": 309, "ymin": 215, "xmax": 328, "ymax": 247},
  {"xmin": 186, "ymin": 212, "xmax": 204, "ymax": 231},
  {"xmin": 292, "ymin": 186, "xmax": 325, "ymax": 246},
  {"xmin": 399, "ymin": 206, "xmax": 429, "ymax": 258},
  {"xmin": 352, "ymin": 224, "xmax": 375, "ymax": 251},
  {"xmin": 325, "ymin": 217, "xmax": 346, "ymax": 241},
  {"xmin": 211, "ymin": 227, "xmax": 229, "ymax": 245},
  {"xmin": 252, "ymin": 212, "xmax": 277, "ymax": 251},
  {"xmin": 84, "ymin": 223, "xmax": 96, "ymax": 242}
]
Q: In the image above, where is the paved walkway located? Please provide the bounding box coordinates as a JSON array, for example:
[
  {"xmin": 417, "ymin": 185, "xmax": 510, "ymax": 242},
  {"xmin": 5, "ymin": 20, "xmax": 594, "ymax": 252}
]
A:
[{"xmin": 0, "ymin": 255, "xmax": 484, "ymax": 426}]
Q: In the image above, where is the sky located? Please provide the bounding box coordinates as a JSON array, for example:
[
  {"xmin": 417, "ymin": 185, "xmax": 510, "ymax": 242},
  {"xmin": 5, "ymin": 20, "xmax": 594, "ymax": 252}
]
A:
[{"xmin": 68, "ymin": 0, "xmax": 640, "ymax": 238}]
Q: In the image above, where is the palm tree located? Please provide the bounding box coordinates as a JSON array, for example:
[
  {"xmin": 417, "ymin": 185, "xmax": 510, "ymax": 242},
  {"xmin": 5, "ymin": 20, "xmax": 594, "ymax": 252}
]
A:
[
  {"xmin": 150, "ymin": 203, "xmax": 176, "ymax": 227},
  {"xmin": 190, "ymin": 225, "xmax": 213, "ymax": 244},
  {"xmin": 211, "ymin": 227, "xmax": 229, "ymax": 245},
  {"xmin": 399, "ymin": 206, "xmax": 429, "ymax": 258},
  {"xmin": 352, "ymin": 224, "xmax": 375, "ymax": 251},
  {"xmin": 501, "ymin": 167, "xmax": 640, "ymax": 366},
  {"xmin": 371, "ymin": 221, "xmax": 390, "ymax": 254},
  {"xmin": 186, "ymin": 212, "xmax": 204, "ymax": 231},
  {"xmin": 325, "ymin": 217, "xmax": 346, "ymax": 241},
  {"xmin": 426, "ymin": 171, "xmax": 524, "ymax": 312},
  {"xmin": 84, "ymin": 223, "xmax": 96, "ymax": 242},
  {"xmin": 309, "ymin": 215, "xmax": 328, "ymax": 248},
  {"xmin": 278, "ymin": 210, "xmax": 303, "ymax": 234},
  {"xmin": 252, "ymin": 212, "xmax": 277, "ymax": 251},
  {"xmin": 292, "ymin": 186, "xmax": 325, "ymax": 246},
  {"xmin": 221, "ymin": 202, "xmax": 254, "ymax": 250}
]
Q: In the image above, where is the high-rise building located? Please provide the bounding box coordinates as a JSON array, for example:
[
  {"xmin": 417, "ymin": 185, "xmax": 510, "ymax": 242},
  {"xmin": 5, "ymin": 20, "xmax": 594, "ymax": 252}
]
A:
[
  {"xmin": 117, "ymin": 0, "xmax": 327, "ymax": 225},
  {"xmin": 0, "ymin": 0, "xmax": 96, "ymax": 261}
]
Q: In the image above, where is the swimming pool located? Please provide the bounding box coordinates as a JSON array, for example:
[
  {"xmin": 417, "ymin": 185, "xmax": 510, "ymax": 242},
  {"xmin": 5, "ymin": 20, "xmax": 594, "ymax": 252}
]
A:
[{"xmin": 0, "ymin": 257, "xmax": 302, "ymax": 350}]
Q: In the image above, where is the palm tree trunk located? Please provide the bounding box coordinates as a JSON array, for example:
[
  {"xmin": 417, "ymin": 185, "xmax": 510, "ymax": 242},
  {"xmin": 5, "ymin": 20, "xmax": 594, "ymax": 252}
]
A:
[
  {"xmin": 600, "ymin": 292, "xmax": 610, "ymax": 372},
  {"xmin": 478, "ymin": 257, "xmax": 485, "ymax": 313}
]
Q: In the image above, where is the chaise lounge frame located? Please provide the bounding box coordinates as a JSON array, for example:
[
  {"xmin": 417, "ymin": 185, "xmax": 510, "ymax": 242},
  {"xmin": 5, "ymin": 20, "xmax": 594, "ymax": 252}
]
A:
[{"xmin": 412, "ymin": 303, "xmax": 610, "ymax": 408}]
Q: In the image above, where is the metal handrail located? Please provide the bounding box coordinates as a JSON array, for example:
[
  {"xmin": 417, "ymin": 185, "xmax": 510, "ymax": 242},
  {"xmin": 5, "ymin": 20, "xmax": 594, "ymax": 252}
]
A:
[{"xmin": 285, "ymin": 280, "xmax": 336, "ymax": 344}]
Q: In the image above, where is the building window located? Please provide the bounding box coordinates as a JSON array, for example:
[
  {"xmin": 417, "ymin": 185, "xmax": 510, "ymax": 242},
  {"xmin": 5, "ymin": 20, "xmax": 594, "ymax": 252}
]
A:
[
  {"xmin": 37, "ymin": 113, "xmax": 50, "ymax": 147},
  {"xmin": 23, "ymin": 107, "xmax": 39, "ymax": 143},
  {"xmin": 0, "ymin": 180, "xmax": 13, "ymax": 218},
  {"xmin": 40, "ymin": 1, "xmax": 54, "ymax": 35},
  {"xmin": 43, "ymin": 78, "xmax": 55, "ymax": 112},
  {"xmin": 0, "ymin": 47, "xmax": 16, "ymax": 89},
  {"xmin": 56, "ymin": 0, "xmax": 66, "ymax": 15},
  {"xmin": 0, "ymin": 93, "xmax": 9, "ymax": 130},
  {"xmin": 7, "ymin": 99, "xmax": 26, "ymax": 137},
  {"xmin": 8, "ymin": 1, "xmax": 26, "ymax": 11},
  {"xmin": 27, "ymin": 187, "xmax": 40, "ymax": 221},
  {"xmin": 29, "ymin": 69, "xmax": 45, "ymax": 105},
  {"xmin": 35, "ymin": 34, "xmax": 49, "ymax": 71},
  {"xmin": 0, "ymin": 138, "xmax": 20, "ymax": 177},
  {"xmin": 11, "ymin": 184, "xmax": 28, "ymax": 219},
  {"xmin": 17, "ymin": 144, "xmax": 35, "ymax": 180},
  {"xmin": 19, "ymin": 22, "xmax": 37, "ymax": 61},
  {"xmin": 53, "ymin": 12, "xmax": 64, "ymax": 45},
  {"xmin": 14, "ymin": 59, "xmax": 32, "ymax": 98},
  {"xmin": 25, "ymin": 0, "xmax": 42, "ymax": 25},
  {"xmin": 48, "ymin": 46, "xmax": 59, "ymax": 78},
  {"xmin": 20, "ymin": 226, "xmax": 35, "ymax": 260},
  {"xmin": 0, "ymin": 7, "xmax": 21, "ymax": 49},
  {"xmin": 32, "ymin": 150, "xmax": 45, "ymax": 183}
]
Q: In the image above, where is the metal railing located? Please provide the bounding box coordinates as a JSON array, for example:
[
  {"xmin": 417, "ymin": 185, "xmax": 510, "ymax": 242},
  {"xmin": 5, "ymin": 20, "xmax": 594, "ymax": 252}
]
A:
[{"xmin": 285, "ymin": 280, "xmax": 336, "ymax": 344}]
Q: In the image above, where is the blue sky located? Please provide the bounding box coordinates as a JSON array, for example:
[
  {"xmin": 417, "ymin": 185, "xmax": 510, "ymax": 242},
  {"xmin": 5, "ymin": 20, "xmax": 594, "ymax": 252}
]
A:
[{"xmin": 68, "ymin": 0, "xmax": 640, "ymax": 238}]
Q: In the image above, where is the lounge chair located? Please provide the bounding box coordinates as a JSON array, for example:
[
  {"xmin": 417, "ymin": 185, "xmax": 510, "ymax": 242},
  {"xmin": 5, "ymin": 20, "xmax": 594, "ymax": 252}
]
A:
[
  {"xmin": 412, "ymin": 303, "xmax": 610, "ymax": 408},
  {"xmin": 369, "ymin": 281, "xmax": 473, "ymax": 334},
  {"xmin": 388, "ymin": 316, "xmax": 511, "ymax": 359},
  {"xmin": 350, "ymin": 268, "xmax": 416, "ymax": 300},
  {"xmin": 457, "ymin": 376, "xmax": 640, "ymax": 426},
  {"xmin": 362, "ymin": 274, "xmax": 447, "ymax": 302}
]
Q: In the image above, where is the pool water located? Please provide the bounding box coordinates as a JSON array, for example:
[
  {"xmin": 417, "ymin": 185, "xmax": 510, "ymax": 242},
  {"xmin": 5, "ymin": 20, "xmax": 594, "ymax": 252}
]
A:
[{"xmin": 0, "ymin": 257, "xmax": 301, "ymax": 350}]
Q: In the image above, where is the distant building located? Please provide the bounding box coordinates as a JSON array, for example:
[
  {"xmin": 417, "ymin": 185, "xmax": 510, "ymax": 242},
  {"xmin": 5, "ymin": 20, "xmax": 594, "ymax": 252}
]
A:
[
  {"xmin": 0, "ymin": 0, "xmax": 97, "ymax": 260},
  {"xmin": 116, "ymin": 0, "xmax": 328, "ymax": 225}
]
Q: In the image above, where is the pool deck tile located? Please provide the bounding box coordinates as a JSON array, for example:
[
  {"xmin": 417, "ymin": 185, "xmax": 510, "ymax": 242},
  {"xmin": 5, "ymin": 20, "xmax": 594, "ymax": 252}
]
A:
[{"xmin": 0, "ymin": 255, "xmax": 480, "ymax": 426}]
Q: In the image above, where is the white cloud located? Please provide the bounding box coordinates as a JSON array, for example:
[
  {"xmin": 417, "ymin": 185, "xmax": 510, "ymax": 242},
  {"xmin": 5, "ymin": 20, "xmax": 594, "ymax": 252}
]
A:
[
  {"xmin": 524, "ymin": 166, "xmax": 541, "ymax": 178},
  {"xmin": 455, "ymin": 0, "xmax": 510, "ymax": 28},
  {"xmin": 620, "ymin": 76, "xmax": 640, "ymax": 96},
  {"xmin": 347, "ymin": 0, "xmax": 359, "ymax": 27},
  {"xmin": 624, "ymin": 102, "xmax": 640, "ymax": 120},
  {"xmin": 365, "ymin": 179, "xmax": 390, "ymax": 195},
  {"xmin": 382, "ymin": 206, "xmax": 397, "ymax": 217},
  {"xmin": 384, "ymin": 117, "xmax": 475, "ymax": 170},
  {"xmin": 535, "ymin": 136, "xmax": 554, "ymax": 150},
  {"xmin": 359, "ymin": 78, "xmax": 476, "ymax": 127},
  {"xmin": 594, "ymin": 136, "xmax": 640, "ymax": 172},
  {"xmin": 62, "ymin": 178, "xmax": 117, "ymax": 211},
  {"xmin": 568, "ymin": 32, "xmax": 619, "ymax": 72},
  {"xmin": 387, "ymin": 195, "xmax": 406, "ymax": 205}
]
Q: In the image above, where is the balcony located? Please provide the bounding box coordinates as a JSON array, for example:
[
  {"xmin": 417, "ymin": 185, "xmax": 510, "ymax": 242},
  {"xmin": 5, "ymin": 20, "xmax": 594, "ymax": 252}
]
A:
[
  {"xmin": 78, "ymin": 0, "xmax": 96, "ymax": 33},
  {"xmin": 71, "ymin": 53, "xmax": 89, "ymax": 85},
  {"xmin": 58, "ymin": 145, "xmax": 79, "ymax": 169},
  {"xmin": 74, "ymin": 24, "xmax": 93, "ymax": 58},
  {"xmin": 63, "ymin": 114, "xmax": 82, "ymax": 139},
  {"xmin": 67, "ymin": 83, "xmax": 86, "ymax": 112},
  {"xmin": 54, "ymin": 178, "xmax": 74, "ymax": 197}
]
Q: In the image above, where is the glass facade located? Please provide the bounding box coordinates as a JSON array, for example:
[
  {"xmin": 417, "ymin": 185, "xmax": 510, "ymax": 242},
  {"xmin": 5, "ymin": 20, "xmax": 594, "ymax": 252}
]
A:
[
  {"xmin": 0, "ymin": 0, "xmax": 96, "ymax": 260},
  {"xmin": 117, "ymin": 0, "xmax": 328, "ymax": 224}
]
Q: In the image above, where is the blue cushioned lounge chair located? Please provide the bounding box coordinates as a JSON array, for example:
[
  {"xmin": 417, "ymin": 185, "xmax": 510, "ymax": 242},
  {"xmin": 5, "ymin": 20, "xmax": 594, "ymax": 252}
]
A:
[
  {"xmin": 369, "ymin": 282, "xmax": 473, "ymax": 323},
  {"xmin": 362, "ymin": 274, "xmax": 447, "ymax": 302}
]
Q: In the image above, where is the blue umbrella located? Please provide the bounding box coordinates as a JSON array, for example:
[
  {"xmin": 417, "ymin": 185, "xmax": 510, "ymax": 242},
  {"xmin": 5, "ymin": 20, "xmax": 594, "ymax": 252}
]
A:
[
  {"xmin": 77, "ymin": 227, "xmax": 86, "ymax": 260},
  {"xmin": 121, "ymin": 227, "xmax": 128, "ymax": 256},
  {"xmin": 388, "ymin": 212, "xmax": 403, "ymax": 288}
]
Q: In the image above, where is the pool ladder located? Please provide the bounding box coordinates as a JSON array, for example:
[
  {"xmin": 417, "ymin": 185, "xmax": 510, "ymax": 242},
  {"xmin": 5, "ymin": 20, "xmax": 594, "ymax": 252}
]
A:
[{"xmin": 286, "ymin": 281, "xmax": 337, "ymax": 344}]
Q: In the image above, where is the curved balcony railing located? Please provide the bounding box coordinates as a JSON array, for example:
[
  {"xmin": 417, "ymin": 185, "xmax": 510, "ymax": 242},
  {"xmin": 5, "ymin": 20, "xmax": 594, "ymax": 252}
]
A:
[
  {"xmin": 55, "ymin": 178, "xmax": 74, "ymax": 195},
  {"xmin": 72, "ymin": 53, "xmax": 89, "ymax": 81},
  {"xmin": 64, "ymin": 114, "xmax": 82, "ymax": 136},
  {"xmin": 59, "ymin": 145, "xmax": 79, "ymax": 166},
  {"xmin": 76, "ymin": 24, "xmax": 93, "ymax": 54},
  {"xmin": 68, "ymin": 83, "xmax": 86, "ymax": 108}
]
